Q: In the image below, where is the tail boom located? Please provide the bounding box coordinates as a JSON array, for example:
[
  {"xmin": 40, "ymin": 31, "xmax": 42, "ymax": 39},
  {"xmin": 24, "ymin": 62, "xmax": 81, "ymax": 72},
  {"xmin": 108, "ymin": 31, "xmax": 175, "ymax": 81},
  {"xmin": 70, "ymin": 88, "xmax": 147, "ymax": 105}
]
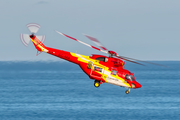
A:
[
  {"xmin": 46, "ymin": 47, "xmax": 79, "ymax": 64},
  {"xmin": 30, "ymin": 34, "xmax": 79, "ymax": 64},
  {"xmin": 30, "ymin": 34, "xmax": 48, "ymax": 52}
]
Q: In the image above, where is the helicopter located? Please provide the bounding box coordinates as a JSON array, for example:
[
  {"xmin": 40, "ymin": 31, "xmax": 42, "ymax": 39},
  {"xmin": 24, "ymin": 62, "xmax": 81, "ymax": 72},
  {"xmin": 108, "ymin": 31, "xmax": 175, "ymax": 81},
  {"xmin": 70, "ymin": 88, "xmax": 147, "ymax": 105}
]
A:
[{"xmin": 21, "ymin": 23, "xmax": 161, "ymax": 94}]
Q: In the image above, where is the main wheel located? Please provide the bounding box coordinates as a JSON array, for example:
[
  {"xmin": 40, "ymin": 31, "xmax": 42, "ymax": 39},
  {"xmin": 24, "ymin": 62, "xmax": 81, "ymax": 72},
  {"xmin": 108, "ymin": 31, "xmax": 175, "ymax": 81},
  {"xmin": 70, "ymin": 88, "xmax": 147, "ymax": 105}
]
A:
[
  {"xmin": 94, "ymin": 81, "xmax": 100, "ymax": 88},
  {"xmin": 125, "ymin": 90, "xmax": 129, "ymax": 94}
]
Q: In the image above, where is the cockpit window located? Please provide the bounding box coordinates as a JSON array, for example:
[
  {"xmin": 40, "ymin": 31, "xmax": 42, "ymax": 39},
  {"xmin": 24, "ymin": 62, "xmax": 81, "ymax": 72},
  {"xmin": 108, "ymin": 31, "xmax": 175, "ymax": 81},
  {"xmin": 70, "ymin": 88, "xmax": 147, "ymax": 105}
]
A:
[
  {"xmin": 130, "ymin": 75, "xmax": 135, "ymax": 81},
  {"xmin": 125, "ymin": 74, "xmax": 129, "ymax": 80},
  {"xmin": 96, "ymin": 57, "xmax": 108, "ymax": 62},
  {"xmin": 125, "ymin": 74, "xmax": 135, "ymax": 81}
]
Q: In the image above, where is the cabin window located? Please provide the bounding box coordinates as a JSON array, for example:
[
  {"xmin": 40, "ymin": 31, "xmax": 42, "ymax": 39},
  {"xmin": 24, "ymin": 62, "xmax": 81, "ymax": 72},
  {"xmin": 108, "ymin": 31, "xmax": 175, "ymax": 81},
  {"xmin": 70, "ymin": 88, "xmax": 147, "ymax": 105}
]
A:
[
  {"xmin": 96, "ymin": 57, "xmax": 108, "ymax": 62},
  {"xmin": 94, "ymin": 66, "xmax": 102, "ymax": 72},
  {"xmin": 111, "ymin": 70, "xmax": 117, "ymax": 75}
]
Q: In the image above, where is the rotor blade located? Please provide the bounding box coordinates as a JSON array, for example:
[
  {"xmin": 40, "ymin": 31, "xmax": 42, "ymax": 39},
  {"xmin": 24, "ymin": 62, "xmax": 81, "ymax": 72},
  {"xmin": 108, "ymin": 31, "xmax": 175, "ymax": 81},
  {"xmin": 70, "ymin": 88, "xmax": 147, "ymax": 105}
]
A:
[
  {"xmin": 116, "ymin": 55, "xmax": 167, "ymax": 67},
  {"xmin": 55, "ymin": 30, "xmax": 108, "ymax": 54},
  {"xmin": 83, "ymin": 34, "xmax": 108, "ymax": 51},
  {"xmin": 116, "ymin": 55, "xmax": 145, "ymax": 66},
  {"xmin": 37, "ymin": 35, "xmax": 46, "ymax": 43},
  {"xmin": 20, "ymin": 34, "xmax": 31, "ymax": 46},
  {"xmin": 27, "ymin": 23, "xmax": 40, "ymax": 34}
]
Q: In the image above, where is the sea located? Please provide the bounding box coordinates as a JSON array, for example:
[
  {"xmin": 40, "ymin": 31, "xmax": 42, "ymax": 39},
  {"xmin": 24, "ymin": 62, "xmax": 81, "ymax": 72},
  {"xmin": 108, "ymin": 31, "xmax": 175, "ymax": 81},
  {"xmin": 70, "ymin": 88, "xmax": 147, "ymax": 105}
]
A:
[{"xmin": 0, "ymin": 61, "xmax": 180, "ymax": 120}]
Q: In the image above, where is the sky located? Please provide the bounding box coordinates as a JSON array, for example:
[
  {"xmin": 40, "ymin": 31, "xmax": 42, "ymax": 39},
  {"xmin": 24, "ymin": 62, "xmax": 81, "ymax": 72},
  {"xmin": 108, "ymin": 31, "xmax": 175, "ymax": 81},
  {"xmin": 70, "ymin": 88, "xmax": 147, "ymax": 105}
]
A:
[{"xmin": 0, "ymin": 0, "xmax": 180, "ymax": 61}]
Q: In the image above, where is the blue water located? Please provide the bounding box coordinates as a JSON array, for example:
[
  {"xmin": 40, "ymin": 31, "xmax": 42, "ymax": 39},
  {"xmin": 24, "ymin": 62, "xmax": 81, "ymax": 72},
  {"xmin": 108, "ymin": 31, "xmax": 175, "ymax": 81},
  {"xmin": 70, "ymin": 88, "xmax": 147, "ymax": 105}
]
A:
[{"xmin": 0, "ymin": 61, "xmax": 180, "ymax": 120}]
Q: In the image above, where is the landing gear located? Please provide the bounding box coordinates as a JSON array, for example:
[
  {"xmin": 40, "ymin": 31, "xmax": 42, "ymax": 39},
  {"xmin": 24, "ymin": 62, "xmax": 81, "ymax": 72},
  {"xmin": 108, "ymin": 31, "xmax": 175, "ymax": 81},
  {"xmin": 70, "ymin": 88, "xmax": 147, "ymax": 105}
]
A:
[
  {"xmin": 125, "ymin": 88, "xmax": 131, "ymax": 94},
  {"xmin": 94, "ymin": 80, "xmax": 100, "ymax": 88}
]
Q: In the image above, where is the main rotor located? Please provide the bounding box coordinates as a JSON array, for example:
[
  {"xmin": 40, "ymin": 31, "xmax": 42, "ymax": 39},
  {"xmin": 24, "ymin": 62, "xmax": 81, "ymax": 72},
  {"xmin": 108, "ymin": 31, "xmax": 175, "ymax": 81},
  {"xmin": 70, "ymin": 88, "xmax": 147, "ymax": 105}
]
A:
[{"xmin": 55, "ymin": 31, "xmax": 166, "ymax": 67}]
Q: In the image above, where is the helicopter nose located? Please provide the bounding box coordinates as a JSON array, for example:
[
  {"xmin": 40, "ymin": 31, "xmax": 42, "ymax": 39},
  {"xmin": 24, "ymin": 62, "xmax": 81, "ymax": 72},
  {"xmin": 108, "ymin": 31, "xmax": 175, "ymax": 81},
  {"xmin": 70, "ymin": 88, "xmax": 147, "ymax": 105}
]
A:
[{"xmin": 135, "ymin": 82, "xmax": 142, "ymax": 88}]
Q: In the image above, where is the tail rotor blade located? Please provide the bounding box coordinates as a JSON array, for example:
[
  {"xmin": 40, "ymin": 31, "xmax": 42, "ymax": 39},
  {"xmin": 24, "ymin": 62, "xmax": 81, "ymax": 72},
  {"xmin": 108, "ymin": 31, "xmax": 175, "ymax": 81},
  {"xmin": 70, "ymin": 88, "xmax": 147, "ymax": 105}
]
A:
[
  {"xmin": 37, "ymin": 35, "xmax": 46, "ymax": 43},
  {"xmin": 26, "ymin": 23, "xmax": 40, "ymax": 34},
  {"xmin": 20, "ymin": 34, "xmax": 31, "ymax": 46}
]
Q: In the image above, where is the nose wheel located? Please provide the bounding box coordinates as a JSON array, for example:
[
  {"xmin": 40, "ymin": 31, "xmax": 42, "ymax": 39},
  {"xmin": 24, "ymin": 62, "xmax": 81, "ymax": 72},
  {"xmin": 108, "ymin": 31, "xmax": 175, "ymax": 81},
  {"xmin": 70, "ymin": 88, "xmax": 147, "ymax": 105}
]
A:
[
  {"xmin": 125, "ymin": 88, "xmax": 131, "ymax": 94},
  {"xmin": 94, "ymin": 80, "xmax": 100, "ymax": 88}
]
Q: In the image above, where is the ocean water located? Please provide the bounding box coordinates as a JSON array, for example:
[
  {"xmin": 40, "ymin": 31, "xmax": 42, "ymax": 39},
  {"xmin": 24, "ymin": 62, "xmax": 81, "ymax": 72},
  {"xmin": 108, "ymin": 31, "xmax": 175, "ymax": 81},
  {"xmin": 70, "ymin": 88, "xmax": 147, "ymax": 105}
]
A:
[{"xmin": 0, "ymin": 61, "xmax": 180, "ymax": 120}]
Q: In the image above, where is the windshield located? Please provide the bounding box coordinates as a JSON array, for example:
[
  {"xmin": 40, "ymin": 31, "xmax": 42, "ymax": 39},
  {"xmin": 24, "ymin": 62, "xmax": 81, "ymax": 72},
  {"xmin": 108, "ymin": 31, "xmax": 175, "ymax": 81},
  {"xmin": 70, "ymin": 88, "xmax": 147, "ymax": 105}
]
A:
[
  {"xmin": 125, "ymin": 74, "xmax": 135, "ymax": 81},
  {"xmin": 130, "ymin": 75, "xmax": 135, "ymax": 81},
  {"xmin": 125, "ymin": 74, "xmax": 129, "ymax": 80}
]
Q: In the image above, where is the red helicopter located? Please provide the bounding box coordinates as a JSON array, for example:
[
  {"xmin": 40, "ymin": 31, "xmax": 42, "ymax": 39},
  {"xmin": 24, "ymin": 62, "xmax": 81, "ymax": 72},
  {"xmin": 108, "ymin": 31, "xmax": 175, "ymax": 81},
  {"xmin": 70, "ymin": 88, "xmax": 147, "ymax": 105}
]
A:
[{"xmin": 20, "ymin": 23, "xmax": 161, "ymax": 94}]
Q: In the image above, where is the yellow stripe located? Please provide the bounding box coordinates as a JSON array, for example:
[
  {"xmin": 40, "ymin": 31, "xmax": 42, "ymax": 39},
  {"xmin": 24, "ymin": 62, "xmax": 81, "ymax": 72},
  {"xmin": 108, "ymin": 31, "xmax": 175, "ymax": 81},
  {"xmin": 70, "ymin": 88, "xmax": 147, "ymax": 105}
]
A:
[{"xmin": 31, "ymin": 38, "xmax": 48, "ymax": 52}]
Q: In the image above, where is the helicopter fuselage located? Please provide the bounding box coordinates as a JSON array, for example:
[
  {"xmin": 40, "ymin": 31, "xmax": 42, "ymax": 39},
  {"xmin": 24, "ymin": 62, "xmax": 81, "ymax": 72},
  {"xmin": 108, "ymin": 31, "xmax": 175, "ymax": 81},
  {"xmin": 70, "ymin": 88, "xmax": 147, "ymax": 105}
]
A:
[{"xmin": 30, "ymin": 34, "xmax": 141, "ymax": 93}]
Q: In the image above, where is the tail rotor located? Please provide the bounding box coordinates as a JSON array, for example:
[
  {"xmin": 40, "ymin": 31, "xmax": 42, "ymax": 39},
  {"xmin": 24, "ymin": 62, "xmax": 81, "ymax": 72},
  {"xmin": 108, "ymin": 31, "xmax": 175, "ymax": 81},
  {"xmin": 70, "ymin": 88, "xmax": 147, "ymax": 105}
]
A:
[{"xmin": 20, "ymin": 23, "xmax": 45, "ymax": 47}]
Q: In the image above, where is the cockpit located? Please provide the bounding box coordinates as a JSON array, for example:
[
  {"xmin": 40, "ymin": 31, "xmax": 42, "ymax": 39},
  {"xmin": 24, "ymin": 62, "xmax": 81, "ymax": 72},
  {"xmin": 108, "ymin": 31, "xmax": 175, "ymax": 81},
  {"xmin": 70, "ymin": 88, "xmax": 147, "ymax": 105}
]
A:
[
  {"xmin": 124, "ymin": 73, "xmax": 141, "ymax": 89},
  {"xmin": 125, "ymin": 74, "xmax": 135, "ymax": 81}
]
